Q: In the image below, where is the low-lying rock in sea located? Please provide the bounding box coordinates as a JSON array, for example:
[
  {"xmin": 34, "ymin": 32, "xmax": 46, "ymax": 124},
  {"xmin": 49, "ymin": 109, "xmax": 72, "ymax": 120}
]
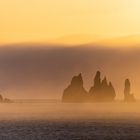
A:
[
  {"xmin": 0, "ymin": 94, "xmax": 3, "ymax": 102},
  {"xmin": 3, "ymin": 98, "xmax": 12, "ymax": 103},
  {"xmin": 0, "ymin": 94, "xmax": 12, "ymax": 103}
]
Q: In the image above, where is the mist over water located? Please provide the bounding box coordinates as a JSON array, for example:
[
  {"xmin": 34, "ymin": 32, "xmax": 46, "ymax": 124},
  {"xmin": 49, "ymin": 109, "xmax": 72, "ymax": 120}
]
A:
[
  {"xmin": 2, "ymin": 0, "xmax": 140, "ymax": 138},
  {"xmin": 0, "ymin": 102, "xmax": 140, "ymax": 140},
  {"xmin": 0, "ymin": 45, "xmax": 140, "ymax": 139},
  {"xmin": 0, "ymin": 101, "xmax": 140, "ymax": 121}
]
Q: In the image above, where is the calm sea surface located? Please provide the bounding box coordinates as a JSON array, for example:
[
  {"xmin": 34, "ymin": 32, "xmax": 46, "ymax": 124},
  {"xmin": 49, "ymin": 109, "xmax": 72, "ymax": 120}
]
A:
[{"xmin": 0, "ymin": 101, "xmax": 140, "ymax": 140}]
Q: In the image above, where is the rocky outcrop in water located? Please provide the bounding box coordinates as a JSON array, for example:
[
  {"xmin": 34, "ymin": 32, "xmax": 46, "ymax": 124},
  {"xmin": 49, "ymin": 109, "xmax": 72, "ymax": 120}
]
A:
[
  {"xmin": 124, "ymin": 79, "xmax": 135, "ymax": 102},
  {"xmin": 0, "ymin": 94, "xmax": 12, "ymax": 103},
  {"xmin": 62, "ymin": 71, "xmax": 116, "ymax": 102},
  {"xmin": 89, "ymin": 71, "xmax": 116, "ymax": 102},
  {"xmin": 0, "ymin": 94, "xmax": 3, "ymax": 102},
  {"xmin": 62, "ymin": 71, "xmax": 137, "ymax": 102},
  {"xmin": 62, "ymin": 73, "xmax": 87, "ymax": 102}
]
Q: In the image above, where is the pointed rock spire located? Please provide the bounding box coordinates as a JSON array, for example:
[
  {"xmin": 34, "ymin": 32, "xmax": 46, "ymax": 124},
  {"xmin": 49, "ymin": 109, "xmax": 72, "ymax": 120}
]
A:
[
  {"xmin": 102, "ymin": 77, "xmax": 108, "ymax": 87},
  {"xmin": 62, "ymin": 71, "xmax": 117, "ymax": 102},
  {"xmin": 62, "ymin": 73, "xmax": 87, "ymax": 102},
  {"xmin": 108, "ymin": 82, "xmax": 116, "ymax": 101},
  {"xmin": 124, "ymin": 79, "xmax": 135, "ymax": 102}
]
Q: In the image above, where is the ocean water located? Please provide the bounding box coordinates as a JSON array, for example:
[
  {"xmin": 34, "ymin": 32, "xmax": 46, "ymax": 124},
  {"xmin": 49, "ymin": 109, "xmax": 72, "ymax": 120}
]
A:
[{"xmin": 0, "ymin": 101, "xmax": 140, "ymax": 140}]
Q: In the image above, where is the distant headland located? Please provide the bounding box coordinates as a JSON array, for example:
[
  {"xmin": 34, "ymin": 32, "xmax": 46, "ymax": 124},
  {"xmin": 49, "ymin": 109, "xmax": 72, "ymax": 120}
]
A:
[{"xmin": 62, "ymin": 71, "xmax": 135, "ymax": 103}]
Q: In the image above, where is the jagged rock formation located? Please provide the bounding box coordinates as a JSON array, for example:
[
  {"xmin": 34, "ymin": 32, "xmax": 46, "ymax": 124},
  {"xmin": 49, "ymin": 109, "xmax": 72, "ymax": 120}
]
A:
[
  {"xmin": 89, "ymin": 71, "xmax": 116, "ymax": 102},
  {"xmin": 62, "ymin": 73, "xmax": 87, "ymax": 102},
  {"xmin": 88, "ymin": 71, "xmax": 102, "ymax": 101},
  {"xmin": 62, "ymin": 71, "xmax": 116, "ymax": 102},
  {"xmin": 62, "ymin": 71, "xmax": 136, "ymax": 103},
  {"xmin": 124, "ymin": 79, "xmax": 135, "ymax": 102},
  {"xmin": 108, "ymin": 82, "xmax": 116, "ymax": 100}
]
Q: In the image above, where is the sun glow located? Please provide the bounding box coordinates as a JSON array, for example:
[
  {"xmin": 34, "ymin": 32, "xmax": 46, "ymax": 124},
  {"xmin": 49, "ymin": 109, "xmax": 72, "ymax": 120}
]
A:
[
  {"xmin": 0, "ymin": 0, "xmax": 140, "ymax": 46},
  {"xmin": 123, "ymin": 0, "xmax": 140, "ymax": 21}
]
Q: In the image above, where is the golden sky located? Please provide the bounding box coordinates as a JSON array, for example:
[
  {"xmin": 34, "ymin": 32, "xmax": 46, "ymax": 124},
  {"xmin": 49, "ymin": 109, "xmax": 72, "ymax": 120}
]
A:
[{"xmin": 1, "ymin": 0, "xmax": 140, "ymax": 45}]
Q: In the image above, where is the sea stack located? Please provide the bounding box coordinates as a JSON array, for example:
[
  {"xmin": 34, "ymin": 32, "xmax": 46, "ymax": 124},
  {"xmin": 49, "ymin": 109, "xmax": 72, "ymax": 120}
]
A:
[
  {"xmin": 124, "ymin": 79, "xmax": 135, "ymax": 102},
  {"xmin": 89, "ymin": 71, "xmax": 116, "ymax": 102},
  {"xmin": 89, "ymin": 71, "xmax": 102, "ymax": 101},
  {"xmin": 62, "ymin": 73, "xmax": 87, "ymax": 102},
  {"xmin": 62, "ymin": 71, "xmax": 116, "ymax": 102}
]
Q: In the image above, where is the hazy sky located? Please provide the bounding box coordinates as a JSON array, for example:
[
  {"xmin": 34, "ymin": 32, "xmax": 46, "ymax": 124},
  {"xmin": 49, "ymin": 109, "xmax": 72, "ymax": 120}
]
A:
[
  {"xmin": 1, "ymin": 0, "xmax": 140, "ymax": 44},
  {"xmin": 0, "ymin": 47, "xmax": 140, "ymax": 99}
]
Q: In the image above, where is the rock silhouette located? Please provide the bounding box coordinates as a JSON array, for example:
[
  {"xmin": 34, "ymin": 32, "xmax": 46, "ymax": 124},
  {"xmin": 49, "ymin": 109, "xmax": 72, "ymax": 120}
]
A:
[
  {"xmin": 89, "ymin": 71, "xmax": 116, "ymax": 102},
  {"xmin": 124, "ymin": 79, "xmax": 135, "ymax": 102},
  {"xmin": 0, "ymin": 94, "xmax": 12, "ymax": 103},
  {"xmin": 89, "ymin": 71, "xmax": 102, "ymax": 101},
  {"xmin": 108, "ymin": 82, "xmax": 116, "ymax": 100},
  {"xmin": 62, "ymin": 73, "xmax": 87, "ymax": 102},
  {"xmin": 62, "ymin": 71, "xmax": 116, "ymax": 102},
  {"xmin": 62, "ymin": 71, "xmax": 137, "ymax": 102},
  {"xmin": 0, "ymin": 94, "xmax": 3, "ymax": 102},
  {"xmin": 3, "ymin": 98, "xmax": 12, "ymax": 103}
]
